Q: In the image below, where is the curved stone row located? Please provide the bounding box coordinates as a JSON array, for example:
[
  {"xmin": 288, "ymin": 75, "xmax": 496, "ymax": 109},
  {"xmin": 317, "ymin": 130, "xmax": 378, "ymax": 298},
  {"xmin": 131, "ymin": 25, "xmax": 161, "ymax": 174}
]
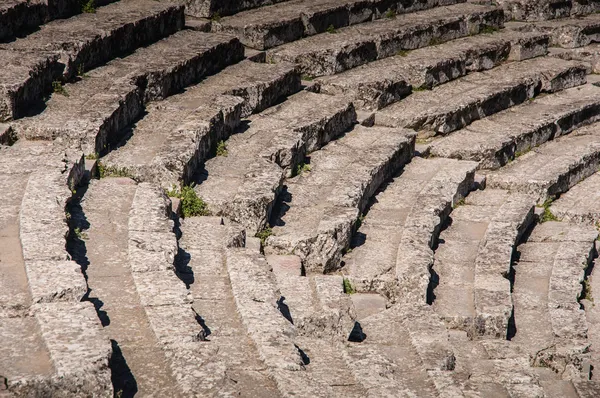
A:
[
  {"xmin": 0, "ymin": 142, "xmax": 112, "ymax": 396},
  {"xmin": 102, "ymin": 59, "xmax": 300, "ymax": 186},
  {"xmin": 195, "ymin": 90, "xmax": 357, "ymax": 234},
  {"xmin": 213, "ymin": 0, "xmax": 466, "ymax": 49},
  {"xmin": 11, "ymin": 30, "xmax": 244, "ymax": 154},
  {"xmin": 267, "ymin": 3, "xmax": 504, "ymax": 76},
  {"xmin": 0, "ymin": 0, "xmax": 184, "ymax": 121},
  {"xmin": 432, "ymin": 188, "xmax": 535, "ymax": 338},
  {"xmin": 265, "ymin": 124, "xmax": 415, "ymax": 273},
  {"xmin": 340, "ymin": 157, "xmax": 476, "ymax": 302},
  {"xmin": 513, "ymin": 221, "xmax": 597, "ymax": 378}
]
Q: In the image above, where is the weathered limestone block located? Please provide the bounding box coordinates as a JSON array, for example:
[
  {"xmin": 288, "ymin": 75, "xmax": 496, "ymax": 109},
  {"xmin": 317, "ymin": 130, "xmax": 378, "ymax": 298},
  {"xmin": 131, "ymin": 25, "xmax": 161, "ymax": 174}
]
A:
[
  {"xmin": 377, "ymin": 57, "xmax": 586, "ymax": 136},
  {"xmin": 32, "ymin": 302, "xmax": 113, "ymax": 397},
  {"xmin": 430, "ymin": 84, "xmax": 600, "ymax": 169},
  {"xmin": 268, "ymin": 3, "xmax": 504, "ymax": 76},
  {"xmin": 266, "ymin": 125, "xmax": 415, "ymax": 273}
]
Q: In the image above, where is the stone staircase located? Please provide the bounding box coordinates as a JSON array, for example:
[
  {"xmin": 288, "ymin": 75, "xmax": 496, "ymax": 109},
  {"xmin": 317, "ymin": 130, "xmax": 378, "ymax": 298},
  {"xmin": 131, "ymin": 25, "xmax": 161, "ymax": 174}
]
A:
[{"xmin": 5, "ymin": 0, "xmax": 600, "ymax": 396}]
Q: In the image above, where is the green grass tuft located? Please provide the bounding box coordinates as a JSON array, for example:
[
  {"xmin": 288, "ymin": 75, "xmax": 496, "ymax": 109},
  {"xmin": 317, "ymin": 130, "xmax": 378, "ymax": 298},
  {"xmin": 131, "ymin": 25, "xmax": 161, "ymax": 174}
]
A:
[
  {"xmin": 81, "ymin": 0, "xmax": 95, "ymax": 13},
  {"xmin": 540, "ymin": 198, "xmax": 558, "ymax": 223},
  {"xmin": 216, "ymin": 140, "xmax": 228, "ymax": 157},
  {"xmin": 293, "ymin": 162, "xmax": 311, "ymax": 177},
  {"xmin": 178, "ymin": 186, "xmax": 210, "ymax": 218},
  {"xmin": 326, "ymin": 24, "xmax": 338, "ymax": 34},
  {"xmin": 255, "ymin": 227, "xmax": 273, "ymax": 246},
  {"xmin": 343, "ymin": 278, "xmax": 356, "ymax": 294},
  {"xmin": 52, "ymin": 81, "xmax": 69, "ymax": 97}
]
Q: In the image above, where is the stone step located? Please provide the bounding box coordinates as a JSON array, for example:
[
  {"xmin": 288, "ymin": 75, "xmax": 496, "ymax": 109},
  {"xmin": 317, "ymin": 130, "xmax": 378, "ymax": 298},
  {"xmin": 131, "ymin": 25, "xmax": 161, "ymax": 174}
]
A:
[
  {"xmin": 512, "ymin": 221, "xmax": 597, "ymax": 377},
  {"xmin": 342, "ymin": 157, "xmax": 477, "ymax": 304},
  {"xmin": 551, "ymin": 172, "xmax": 600, "ymax": 223},
  {"xmin": 185, "ymin": 0, "xmax": 291, "ymax": 18},
  {"xmin": 549, "ymin": 44, "xmax": 600, "ymax": 74},
  {"xmin": 265, "ymin": 125, "xmax": 415, "ymax": 273},
  {"xmin": 267, "ymin": 3, "xmax": 504, "ymax": 77},
  {"xmin": 432, "ymin": 188, "xmax": 535, "ymax": 338},
  {"xmin": 510, "ymin": 13, "xmax": 600, "ymax": 48},
  {"xmin": 449, "ymin": 333, "xmax": 548, "ymax": 396},
  {"xmin": 0, "ymin": 0, "xmax": 119, "ymax": 42},
  {"xmin": 267, "ymin": 254, "xmax": 357, "ymax": 339},
  {"xmin": 128, "ymin": 183, "xmax": 225, "ymax": 396},
  {"xmin": 101, "ymin": 60, "xmax": 299, "ymax": 186},
  {"xmin": 429, "ymin": 84, "xmax": 600, "ymax": 169},
  {"xmin": 376, "ymin": 57, "xmax": 586, "ymax": 136},
  {"xmin": 496, "ymin": 0, "xmax": 600, "ymax": 21},
  {"xmin": 194, "ymin": 91, "xmax": 356, "ymax": 234},
  {"xmin": 77, "ymin": 178, "xmax": 205, "ymax": 396},
  {"xmin": 349, "ymin": 303, "xmax": 459, "ymax": 397},
  {"xmin": 225, "ymin": 247, "xmax": 332, "ymax": 397},
  {"xmin": 293, "ymin": 337, "xmax": 366, "ymax": 398},
  {"xmin": 0, "ymin": 142, "xmax": 112, "ymax": 396},
  {"xmin": 486, "ymin": 121, "xmax": 600, "ymax": 202},
  {"xmin": 316, "ymin": 30, "xmax": 549, "ymax": 111},
  {"xmin": 582, "ymin": 253, "xmax": 600, "ymax": 384},
  {"xmin": 11, "ymin": 30, "xmax": 244, "ymax": 154},
  {"xmin": 177, "ymin": 216, "xmax": 280, "ymax": 396},
  {"xmin": 0, "ymin": 0, "xmax": 185, "ymax": 122},
  {"xmin": 213, "ymin": 0, "xmax": 466, "ymax": 50}
]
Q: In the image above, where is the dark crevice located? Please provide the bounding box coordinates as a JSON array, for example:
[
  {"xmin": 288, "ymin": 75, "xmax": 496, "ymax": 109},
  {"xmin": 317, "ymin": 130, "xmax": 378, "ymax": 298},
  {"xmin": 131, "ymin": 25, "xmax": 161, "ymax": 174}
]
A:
[
  {"xmin": 110, "ymin": 340, "xmax": 138, "ymax": 398},
  {"xmin": 193, "ymin": 309, "xmax": 212, "ymax": 341},
  {"xmin": 295, "ymin": 345, "xmax": 310, "ymax": 366},
  {"xmin": 66, "ymin": 177, "xmax": 138, "ymax": 394},
  {"xmin": 426, "ymin": 266, "xmax": 439, "ymax": 305},
  {"xmin": 277, "ymin": 296, "xmax": 294, "ymax": 324},
  {"xmin": 348, "ymin": 322, "xmax": 366, "ymax": 342}
]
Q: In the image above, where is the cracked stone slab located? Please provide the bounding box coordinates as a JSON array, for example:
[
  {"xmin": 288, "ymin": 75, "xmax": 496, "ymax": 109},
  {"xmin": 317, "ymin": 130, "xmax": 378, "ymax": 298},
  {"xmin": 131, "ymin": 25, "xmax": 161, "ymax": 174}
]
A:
[
  {"xmin": 11, "ymin": 31, "xmax": 244, "ymax": 154},
  {"xmin": 486, "ymin": 120, "xmax": 600, "ymax": 202},
  {"xmin": 376, "ymin": 57, "xmax": 586, "ymax": 135},
  {"xmin": 213, "ymin": 0, "xmax": 466, "ymax": 49},
  {"xmin": 101, "ymin": 60, "xmax": 299, "ymax": 187},
  {"xmin": 551, "ymin": 172, "xmax": 600, "ymax": 224},
  {"xmin": 340, "ymin": 158, "xmax": 475, "ymax": 303},
  {"xmin": 266, "ymin": 125, "xmax": 415, "ymax": 273},
  {"xmin": 511, "ymin": 12, "xmax": 600, "ymax": 47},
  {"xmin": 267, "ymin": 3, "xmax": 504, "ymax": 76},
  {"xmin": 0, "ymin": 1, "xmax": 184, "ymax": 121},
  {"xmin": 0, "ymin": 0, "xmax": 118, "ymax": 42},
  {"xmin": 430, "ymin": 84, "xmax": 600, "ymax": 169},
  {"xmin": 433, "ymin": 188, "xmax": 535, "ymax": 338},
  {"xmin": 195, "ymin": 91, "xmax": 356, "ymax": 234},
  {"xmin": 184, "ymin": 0, "xmax": 290, "ymax": 18},
  {"xmin": 32, "ymin": 301, "xmax": 113, "ymax": 397}
]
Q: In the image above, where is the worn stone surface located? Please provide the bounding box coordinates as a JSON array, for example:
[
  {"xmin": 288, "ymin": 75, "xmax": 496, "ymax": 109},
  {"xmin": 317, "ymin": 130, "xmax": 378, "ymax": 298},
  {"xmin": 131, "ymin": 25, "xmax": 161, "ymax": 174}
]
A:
[
  {"xmin": 265, "ymin": 125, "xmax": 415, "ymax": 273},
  {"xmin": 0, "ymin": 1, "xmax": 184, "ymax": 122},
  {"xmin": 486, "ymin": 121, "xmax": 600, "ymax": 201},
  {"xmin": 376, "ymin": 57, "xmax": 586, "ymax": 135},
  {"xmin": 185, "ymin": 0, "xmax": 291, "ymax": 18},
  {"xmin": 552, "ymin": 172, "xmax": 600, "ymax": 223},
  {"xmin": 195, "ymin": 91, "xmax": 356, "ymax": 234},
  {"xmin": 513, "ymin": 221, "xmax": 596, "ymax": 376},
  {"xmin": 0, "ymin": 0, "xmax": 118, "ymax": 42},
  {"xmin": 342, "ymin": 157, "xmax": 476, "ymax": 303},
  {"xmin": 316, "ymin": 32, "xmax": 516, "ymax": 111},
  {"xmin": 512, "ymin": 13, "xmax": 600, "ymax": 48},
  {"xmin": 7, "ymin": 0, "xmax": 600, "ymax": 395},
  {"xmin": 267, "ymin": 3, "xmax": 504, "ymax": 76},
  {"xmin": 433, "ymin": 188, "xmax": 535, "ymax": 338},
  {"xmin": 11, "ymin": 31, "xmax": 244, "ymax": 154},
  {"xmin": 101, "ymin": 60, "xmax": 299, "ymax": 186},
  {"xmin": 214, "ymin": 0, "xmax": 466, "ymax": 49},
  {"xmin": 430, "ymin": 84, "xmax": 600, "ymax": 169}
]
